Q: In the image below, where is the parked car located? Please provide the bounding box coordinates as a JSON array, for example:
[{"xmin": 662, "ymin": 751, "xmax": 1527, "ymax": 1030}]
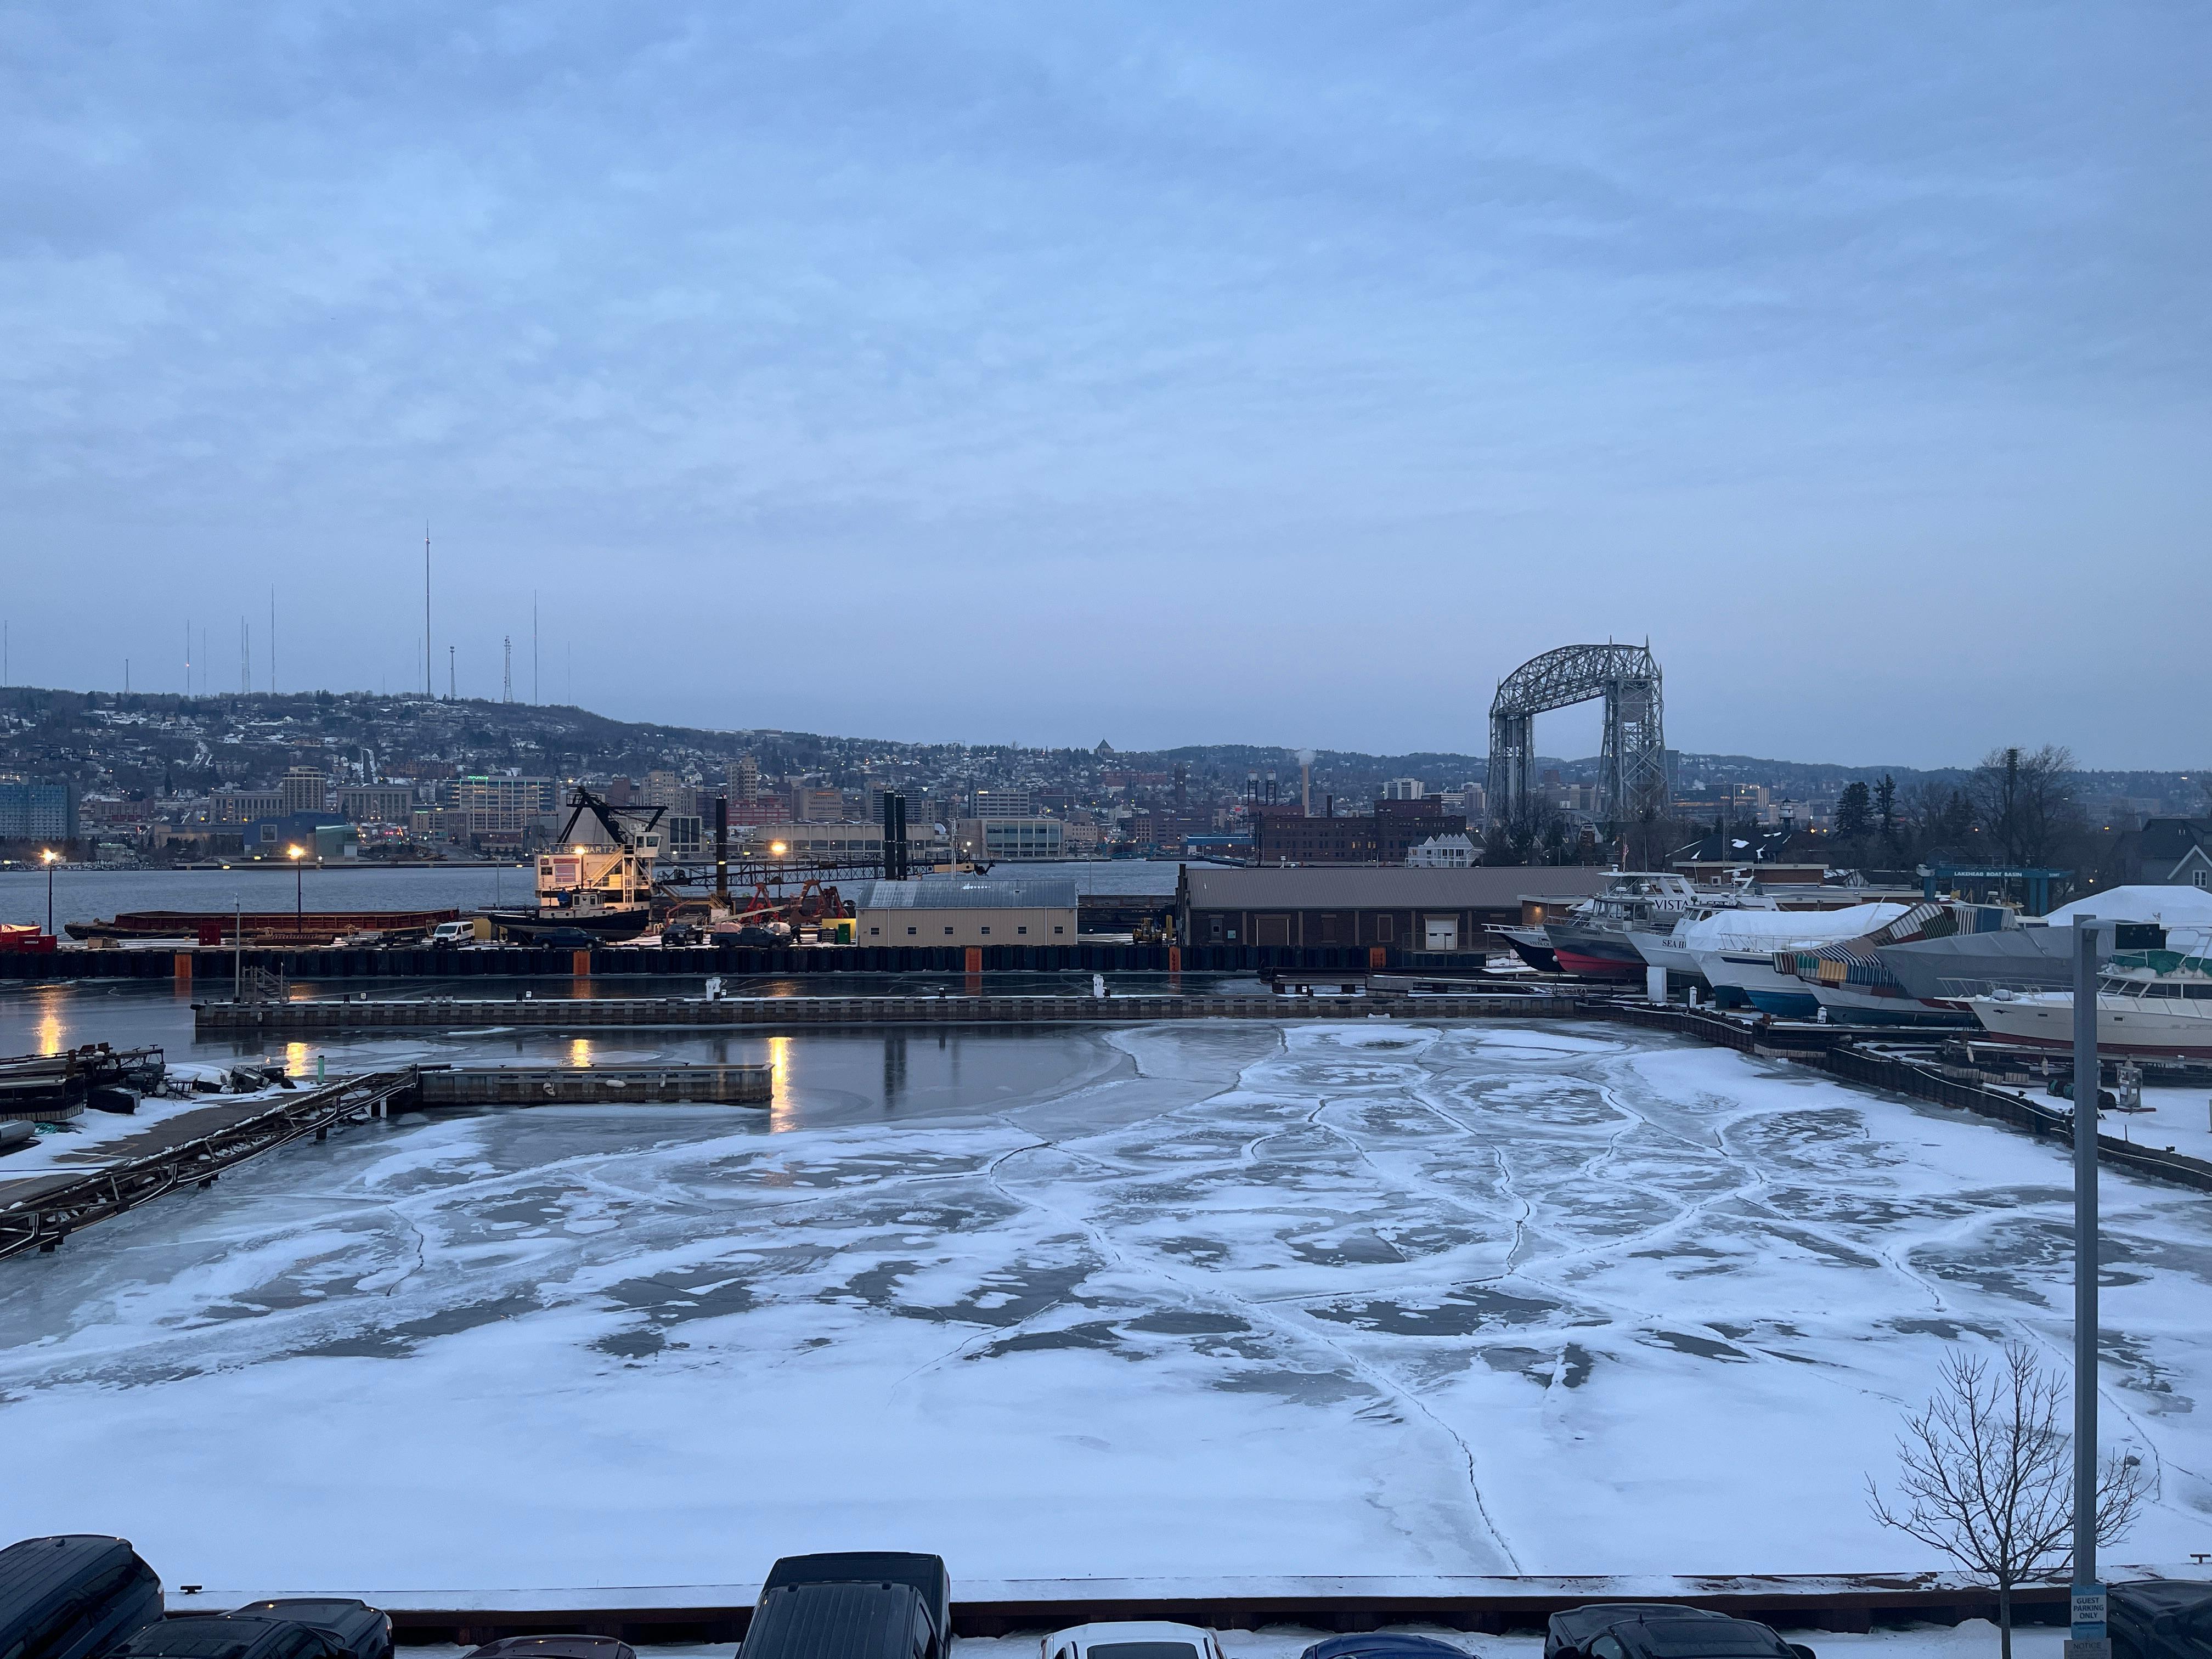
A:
[
  {"xmin": 1545, "ymin": 1606, "xmax": 1812, "ymax": 1659},
  {"xmin": 1041, "ymin": 1621, "xmax": 1227, "ymax": 1659},
  {"xmin": 1300, "ymin": 1638, "xmax": 1466, "ymax": 1659},
  {"xmin": 0, "ymin": 1534, "xmax": 163, "ymax": 1659},
  {"xmin": 114, "ymin": 1615, "xmax": 348, "ymax": 1659},
  {"xmin": 746, "ymin": 1553, "xmax": 953, "ymax": 1659},
  {"xmin": 227, "ymin": 1600, "xmax": 392, "ymax": 1659},
  {"xmin": 2109, "ymin": 1579, "xmax": 2212, "ymax": 1659},
  {"xmin": 463, "ymin": 1639, "xmax": 636, "ymax": 1659}
]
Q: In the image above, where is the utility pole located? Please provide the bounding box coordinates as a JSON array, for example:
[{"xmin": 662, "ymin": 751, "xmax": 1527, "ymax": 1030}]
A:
[{"xmin": 2069, "ymin": 914, "xmax": 2110, "ymax": 1659}]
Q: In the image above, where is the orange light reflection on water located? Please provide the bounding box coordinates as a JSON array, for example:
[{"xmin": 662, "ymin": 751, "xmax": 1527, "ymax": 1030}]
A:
[
  {"xmin": 569, "ymin": 1037, "xmax": 593, "ymax": 1069},
  {"xmin": 767, "ymin": 1035, "xmax": 794, "ymax": 1132}
]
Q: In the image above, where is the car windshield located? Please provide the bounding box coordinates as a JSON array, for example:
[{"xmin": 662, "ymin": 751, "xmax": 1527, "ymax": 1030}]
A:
[{"xmin": 1091, "ymin": 1644, "xmax": 1203, "ymax": 1659}]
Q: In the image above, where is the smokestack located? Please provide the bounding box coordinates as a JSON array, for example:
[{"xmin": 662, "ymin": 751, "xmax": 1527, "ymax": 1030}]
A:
[{"xmin": 1296, "ymin": 748, "xmax": 1316, "ymax": 816}]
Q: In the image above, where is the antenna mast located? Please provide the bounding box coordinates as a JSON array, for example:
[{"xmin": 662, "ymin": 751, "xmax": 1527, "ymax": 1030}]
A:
[
  {"xmin": 424, "ymin": 524, "xmax": 432, "ymax": 697},
  {"xmin": 503, "ymin": 636, "xmax": 513, "ymax": 703}
]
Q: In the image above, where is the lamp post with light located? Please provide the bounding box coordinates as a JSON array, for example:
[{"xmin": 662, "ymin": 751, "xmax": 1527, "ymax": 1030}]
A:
[
  {"xmin": 287, "ymin": 844, "xmax": 305, "ymax": 941},
  {"xmin": 40, "ymin": 848, "xmax": 57, "ymax": 939}
]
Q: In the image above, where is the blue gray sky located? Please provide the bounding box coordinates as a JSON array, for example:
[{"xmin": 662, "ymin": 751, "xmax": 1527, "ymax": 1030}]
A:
[{"xmin": 3, "ymin": 3, "xmax": 2205, "ymax": 766}]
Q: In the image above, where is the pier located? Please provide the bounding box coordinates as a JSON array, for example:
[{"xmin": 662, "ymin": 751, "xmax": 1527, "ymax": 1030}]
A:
[
  {"xmin": 0, "ymin": 1062, "xmax": 772, "ymax": 1258},
  {"xmin": 195, "ymin": 989, "xmax": 1577, "ymax": 1035}
]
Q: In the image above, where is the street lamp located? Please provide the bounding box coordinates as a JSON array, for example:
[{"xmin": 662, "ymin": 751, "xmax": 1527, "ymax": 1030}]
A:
[
  {"xmin": 40, "ymin": 848, "xmax": 57, "ymax": 939},
  {"xmin": 287, "ymin": 844, "xmax": 305, "ymax": 940}
]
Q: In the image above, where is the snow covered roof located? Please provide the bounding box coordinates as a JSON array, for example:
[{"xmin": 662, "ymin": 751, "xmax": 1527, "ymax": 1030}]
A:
[
  {"xmin": 2044, "ymin": 884, "xmax": 2212, "ymax": 927},
  {"xmin": 851, "ymin": 877, "xmax": 1077, "ymax": 910}
]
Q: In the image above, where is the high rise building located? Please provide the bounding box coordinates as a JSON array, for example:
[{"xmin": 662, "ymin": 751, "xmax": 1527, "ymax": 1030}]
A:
[
  {"xmin": 726, "ymin": 755, "xmax": 759, "ymax": 803},
  {"xmin": 280, "ymin": 767, "xmax": 328, "ymax": 816}
]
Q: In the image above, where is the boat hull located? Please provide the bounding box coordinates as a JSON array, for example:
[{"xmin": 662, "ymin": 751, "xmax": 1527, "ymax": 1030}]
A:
[
  {"xmin": 483, "ymin": 907, "xmax": 652, "ymax": 943},
  {"xmin": 1967, "ymin": 995, "xmax": 2212, "ymax": 1058},
  {"xmin": 1544, "ymin": 923, "xmax": 1647, "ymax": 979},
  {"xmin": 1498, "ymin": 927, "xmax": 1559, "ymax": 974}
]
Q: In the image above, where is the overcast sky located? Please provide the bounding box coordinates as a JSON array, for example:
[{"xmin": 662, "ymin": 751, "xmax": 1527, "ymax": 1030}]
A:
[{"xmin": 2, "ymin": 4, "xmax": 2205, "ymax": 767}]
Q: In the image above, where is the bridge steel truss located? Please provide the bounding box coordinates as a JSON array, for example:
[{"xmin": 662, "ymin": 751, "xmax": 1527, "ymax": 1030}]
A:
[{"xmin": 1487, "ymin": 643, "xmax": 1669, "ymax": 830}]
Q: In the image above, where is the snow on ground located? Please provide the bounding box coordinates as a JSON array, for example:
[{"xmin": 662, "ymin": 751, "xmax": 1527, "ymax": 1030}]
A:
[
  {"xmin": 1, "ymin": 1019, "xmax": 2208, "ymax": 1595},
  {"xmin": 1, "ymin": 1083, "xmax": 295, "ymax": 1173}
]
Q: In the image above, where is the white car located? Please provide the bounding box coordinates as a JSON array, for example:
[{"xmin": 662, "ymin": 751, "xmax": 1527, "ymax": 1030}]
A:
[{"xmin": 1042, "ymin": 1623, "xmax": 1227, "ymax": 1659}]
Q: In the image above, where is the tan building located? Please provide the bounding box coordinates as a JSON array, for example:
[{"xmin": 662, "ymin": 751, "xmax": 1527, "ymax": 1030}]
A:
[
  {"xmin": 280, "ymin": 767, "xmax": 328, "ymax": 815},
  {"xmin": 852, "ymin": 876, "xmax": 1077, "ymax": 948},
  {"xmin": 336, "ymin": 785, "xmax": 415, "ymax": 824}
]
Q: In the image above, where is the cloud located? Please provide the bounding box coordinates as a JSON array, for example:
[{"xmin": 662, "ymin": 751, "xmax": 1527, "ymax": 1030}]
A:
[{"xmin": 1, "ymin": 2, "xmax": 2207, "ymax": 763}]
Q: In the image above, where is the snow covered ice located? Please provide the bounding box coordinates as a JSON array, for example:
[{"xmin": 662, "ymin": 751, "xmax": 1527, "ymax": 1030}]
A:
[{"xmin": 2, "ymin": 1017, "xmax": 2208, "ymax": 1592}]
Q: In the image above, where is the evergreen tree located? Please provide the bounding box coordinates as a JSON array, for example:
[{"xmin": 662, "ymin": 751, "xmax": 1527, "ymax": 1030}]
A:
[{"xmin": 1835, "ymin": 781, "xmax": 1873, "ymax": 838}]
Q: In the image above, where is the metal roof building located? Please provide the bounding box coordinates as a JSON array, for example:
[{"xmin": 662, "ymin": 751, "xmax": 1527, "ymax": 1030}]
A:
[
  {"xmin": 1176, "ymin": 864, "xmax": 1615, "ymax": 952},
  {"xmin": 850, "ymin": 877, "xmax": 1078, "ymax": 947}
]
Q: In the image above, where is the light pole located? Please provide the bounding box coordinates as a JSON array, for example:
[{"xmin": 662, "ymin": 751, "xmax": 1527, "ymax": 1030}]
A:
[
  {"xmin": 288, "ymin": 844, "xmax": 305, "ymax": 942},
  {"xmin": 40, "ymin": 848, "xmax": 56, "ymax": 938},
  {"xmin": 2069, "ymin": 914, "xmax": 2110, "ymax": 1659}
]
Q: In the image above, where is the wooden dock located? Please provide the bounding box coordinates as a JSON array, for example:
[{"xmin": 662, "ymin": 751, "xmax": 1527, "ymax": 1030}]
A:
[
  {"xmin": 0, "ymin": 1063, "xmax": 774, "ymax": 1259},
  {"xmin": 417, "ymin": 1062, "xmax": 771, "ymax": 1106},
  {"xmin": 196, "ymin": 990, "xmax": 1578, "ymax": 1035}
]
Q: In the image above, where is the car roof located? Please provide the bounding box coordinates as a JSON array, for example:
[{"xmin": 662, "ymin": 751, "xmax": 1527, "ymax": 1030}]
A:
[
  {"xmin": 1049, "ymin": 1623, "xmax": 1216, "ymax": 1648},
  {"xmin": 231, "ymin": 1602, "xmax": 375, "ymax": 1618},
  {"xmin": 0, "ymin": 1535, "xmax": 144, "ymax": 1613},
  {"xmin": 1551, "ymin": 1608, "xmax": 1732, "ymax": 1644},
  {"xmin": 1301, "ymin": 1636, "xmax": 1466, "ymax": 1659},
  {"xmin": 467, "ymin": 1640, "xmax": 633, "ymax": 1659},
  {"xmin": 125, "ymin": 1615, "xmax": 314, "ymax": 1658}
]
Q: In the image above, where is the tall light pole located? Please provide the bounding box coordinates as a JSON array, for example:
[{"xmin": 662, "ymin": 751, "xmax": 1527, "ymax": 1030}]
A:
[
  {"xmin": 40, "ymin": 847, "xmax": 57, "ymax": 938},
  {"xmin": 289, "ymin": 844, "xmax": 306, "ymax": 942},
  {"xmin": 2069, "ymin": 914, "xmax": 2110, "ymax": 1659}
]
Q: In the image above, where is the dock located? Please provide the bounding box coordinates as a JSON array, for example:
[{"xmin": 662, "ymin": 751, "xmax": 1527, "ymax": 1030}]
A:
[
  {"xmin": 0, "ymin": 1062, "xmax": 772, "ymax": 1259},
  {"xmin": 195, "ymin": 989, "xmax": 1578, "ymax": 1035}
]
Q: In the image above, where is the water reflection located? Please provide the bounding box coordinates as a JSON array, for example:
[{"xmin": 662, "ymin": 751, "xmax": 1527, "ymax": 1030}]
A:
[
  {"xmin": 569, "ymin": 1037, "xmax": 593, "ymax": 1068},
  {"xmin": 766, "ymin": 1035, "xmax": 794, "ymax": 1131}
]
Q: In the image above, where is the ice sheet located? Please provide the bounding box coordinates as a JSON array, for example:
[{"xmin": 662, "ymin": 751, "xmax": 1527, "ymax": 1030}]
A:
[{"xmin": 1, "ymin": 1021, "xmax": 2207, "ymax": 1594}]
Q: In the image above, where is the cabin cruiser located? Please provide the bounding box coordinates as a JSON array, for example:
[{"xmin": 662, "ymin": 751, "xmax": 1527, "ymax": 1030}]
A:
[
  {"xmin": 1968, "ymin": 934, "xmax": 2212, "ymax": 1058},
  {"xmin": 1628, "ymin": 891, "xmax": 1781, "ymax": 981},
  {"xmin": 1683, "ymin": 901, "xmax": 1915, "ymax": 1015},
  {"xmin": 1543, "ymin": 873, "xmax": 1713, "ymax": 979},
  {"xmin": 1497, "ymin": 925, "xmax": 1560, "ymax": 973}
]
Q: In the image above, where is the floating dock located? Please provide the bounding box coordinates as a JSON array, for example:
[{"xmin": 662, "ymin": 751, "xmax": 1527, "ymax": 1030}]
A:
[{"xmin": 196, "ymin": 990, "xmax": 1577, "ymax": 1035}]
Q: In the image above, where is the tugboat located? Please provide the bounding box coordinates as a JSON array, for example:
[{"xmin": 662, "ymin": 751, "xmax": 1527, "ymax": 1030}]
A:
[{"xmin": 482, "ymin": 787, "xmax": 662, "ymax": 943}]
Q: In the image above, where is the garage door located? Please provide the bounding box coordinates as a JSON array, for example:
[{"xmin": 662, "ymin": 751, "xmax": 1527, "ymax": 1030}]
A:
[
  {"xmin": 1254, "ymin": 915, "xmax": 1291, "ymax": 946},
  {"xmin": 1423, "ymin": 916, "xmax": 1459, "ymax": 951}
]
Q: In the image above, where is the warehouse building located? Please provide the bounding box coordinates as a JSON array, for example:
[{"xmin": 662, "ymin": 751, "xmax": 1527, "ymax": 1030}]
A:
[
  {"xmin": 850, "ymin": 876, "xmax": 1078, "ymax": 947},
  {"xmin": 1176, "ymin": 865, "xmax": 1615, "ymax": 951}
]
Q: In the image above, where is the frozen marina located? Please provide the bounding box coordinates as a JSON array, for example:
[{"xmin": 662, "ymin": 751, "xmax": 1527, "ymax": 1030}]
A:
[{"xmin": 1, "ymin": 994, "xmax": 2208, "ymax": 1594}]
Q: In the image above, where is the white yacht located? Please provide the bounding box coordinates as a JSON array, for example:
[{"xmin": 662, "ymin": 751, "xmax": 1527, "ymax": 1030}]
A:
[
  {"xmin": 1628, "ymin": 891, "xmax": 1780, "ymax": 980},
  {"xmin": 1968, "ymin": 937, "xmax": 2212, "ymax": 1058},
  {"xmin": 1683, "ymin": 901, "xmax": 1915, "ymax": 1016}
]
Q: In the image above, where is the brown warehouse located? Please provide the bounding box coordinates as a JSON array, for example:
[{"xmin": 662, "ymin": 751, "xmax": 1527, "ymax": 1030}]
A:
[{"xmin": 1175, "ymin": 865, "xmax": 1616, "ymax": 952}]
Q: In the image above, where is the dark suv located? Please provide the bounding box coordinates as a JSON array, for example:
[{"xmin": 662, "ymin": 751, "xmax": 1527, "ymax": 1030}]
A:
[
  {"xmin": 0, "ymin": 1534, "xmax": 164, "ymax": 1659},
  {"xmin": 113, "ymin": 1615, "xmax": 348, "ymax": 1659},
  {"xmin": 1546, "ymin": 1606, "xmax": 1813, "ymax": 1659},
  {"xmin": 226, "ymin": 1601, "xmax": 392, "ymax": 1659}
]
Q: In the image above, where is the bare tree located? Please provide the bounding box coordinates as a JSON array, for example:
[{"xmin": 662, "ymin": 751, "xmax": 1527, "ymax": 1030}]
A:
[
  {"xmin": 1972, "ymin": 745, "xmax": 2083, "ymax": 867},
  {"xmin": 1867, "ymin": 1344, "xmax": 2152, "ymax": 1659}
]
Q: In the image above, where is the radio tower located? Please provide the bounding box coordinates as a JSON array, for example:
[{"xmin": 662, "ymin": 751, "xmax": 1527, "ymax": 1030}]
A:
[{"xmin": 503, "ymin": 636, "xmax": 513, "ymax": 703}]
